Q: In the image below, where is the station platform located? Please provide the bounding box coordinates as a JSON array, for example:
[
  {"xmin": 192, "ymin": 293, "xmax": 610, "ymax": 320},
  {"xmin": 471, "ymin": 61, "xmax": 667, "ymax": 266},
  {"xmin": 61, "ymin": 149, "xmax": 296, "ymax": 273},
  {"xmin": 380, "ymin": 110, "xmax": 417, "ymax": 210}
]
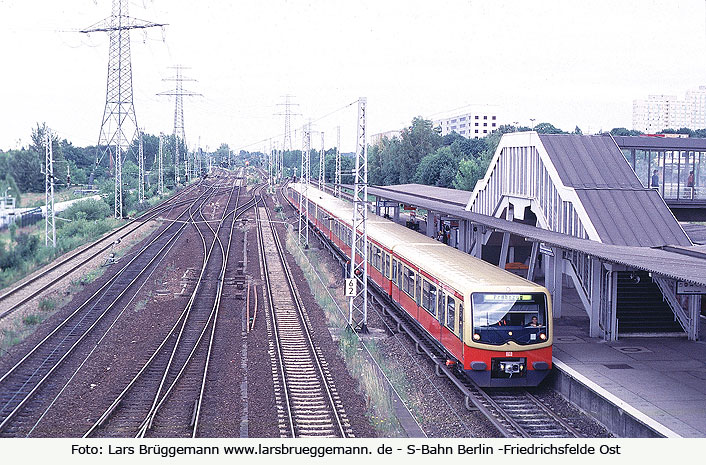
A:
[
  {"xmin": 552, "ymin": 284, "xmax": 706, "ymax": 438},
  {"xmin": 386, "ymin": 205, "xmax": 706, "ymax": 437}
]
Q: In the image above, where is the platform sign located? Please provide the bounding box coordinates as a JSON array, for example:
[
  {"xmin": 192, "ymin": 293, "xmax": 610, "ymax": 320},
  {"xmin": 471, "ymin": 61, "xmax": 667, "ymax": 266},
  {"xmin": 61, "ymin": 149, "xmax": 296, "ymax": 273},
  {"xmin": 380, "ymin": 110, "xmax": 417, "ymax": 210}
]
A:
[
  {"xmin": 345, "ymin": 278, "xmax": 357, "ymax": 297},
  {"xmin": 539, "ymin": 243, "xmax": 554, "ymax": 257},
  {"xmin": 677, "ymin": 281, "xmax": 706, "ymax": 295}
]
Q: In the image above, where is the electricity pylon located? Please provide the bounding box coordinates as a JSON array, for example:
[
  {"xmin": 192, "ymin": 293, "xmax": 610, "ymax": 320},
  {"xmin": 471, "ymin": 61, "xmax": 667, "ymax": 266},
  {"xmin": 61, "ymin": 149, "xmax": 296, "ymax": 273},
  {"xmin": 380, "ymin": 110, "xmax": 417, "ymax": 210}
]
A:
[
  {"xmin": 276, "ymin": 94, "xmax": 300, "ymax": 180},
  {"xmin": 157, "ymin": 65, "xmax": 202, "ymax": 185},
  {"xmin": 81, "ymin": 0, "xmax": 165, "ymax": 217}
]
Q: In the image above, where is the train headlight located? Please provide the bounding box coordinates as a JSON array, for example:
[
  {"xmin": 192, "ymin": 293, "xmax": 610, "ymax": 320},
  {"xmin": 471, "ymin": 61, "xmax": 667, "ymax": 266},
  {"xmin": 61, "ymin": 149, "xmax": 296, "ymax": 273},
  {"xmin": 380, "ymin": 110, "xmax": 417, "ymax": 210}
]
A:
[
  {"xmin": 539, "ymin": 333, "xmax": 547, "ymax": 341},
  {"xmin": 508, "ymin": 331, "xmax": 513, "ymax": 336},
  {"xmin": 473, "ymin": 333, "xmax": 481, "ymax": 341}
]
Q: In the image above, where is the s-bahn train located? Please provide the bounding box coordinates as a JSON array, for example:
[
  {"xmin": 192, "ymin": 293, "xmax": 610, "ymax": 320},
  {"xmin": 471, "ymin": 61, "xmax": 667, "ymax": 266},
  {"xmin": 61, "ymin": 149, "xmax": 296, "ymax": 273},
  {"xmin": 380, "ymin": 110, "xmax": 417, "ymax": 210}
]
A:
[{"xmin": 287, "ymin": 183, "xmax": 552, "ymax": 387}]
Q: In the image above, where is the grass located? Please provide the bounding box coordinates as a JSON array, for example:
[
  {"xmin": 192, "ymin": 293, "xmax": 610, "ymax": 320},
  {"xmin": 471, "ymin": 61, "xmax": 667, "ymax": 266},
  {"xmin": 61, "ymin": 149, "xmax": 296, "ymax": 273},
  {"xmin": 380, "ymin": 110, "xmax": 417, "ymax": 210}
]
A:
[
  {"xmin": 38, "ymin": 297, "xmax": 56, "ymax": 312},
  {"xmin": 284, "ymin": 225, "xmax": 411, "ymax": 437},
  {"xmin": 1, "ymin": 296, "xmax": 58, "ymax": 358}
]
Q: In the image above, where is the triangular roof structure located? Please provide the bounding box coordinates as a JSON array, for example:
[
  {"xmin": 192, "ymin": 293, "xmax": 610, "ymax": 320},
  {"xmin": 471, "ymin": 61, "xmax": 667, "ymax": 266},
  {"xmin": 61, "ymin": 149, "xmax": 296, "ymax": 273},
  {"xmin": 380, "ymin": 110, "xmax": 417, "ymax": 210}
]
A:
[{"xmin": 467, "ymin": 132, "xmax": 692, "ymax": 247}]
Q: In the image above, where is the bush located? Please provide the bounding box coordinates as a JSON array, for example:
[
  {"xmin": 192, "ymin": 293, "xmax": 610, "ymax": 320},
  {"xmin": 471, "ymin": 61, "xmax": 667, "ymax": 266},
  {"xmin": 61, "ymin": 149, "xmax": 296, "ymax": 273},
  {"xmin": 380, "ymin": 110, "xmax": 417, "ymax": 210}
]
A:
[
  {"xmin": 62, "ymin": 198, "xmax": 111, "ymax": 222},
  {"xmin": 38, "ymin": 298, "xmax": 56, "ymax": 312}
]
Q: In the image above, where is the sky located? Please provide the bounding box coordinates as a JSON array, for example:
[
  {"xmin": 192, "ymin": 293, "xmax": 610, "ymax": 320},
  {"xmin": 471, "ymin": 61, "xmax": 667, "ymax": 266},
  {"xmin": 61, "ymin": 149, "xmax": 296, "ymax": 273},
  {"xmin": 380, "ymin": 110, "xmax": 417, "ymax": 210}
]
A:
[{"xmin": 1, "ymin": 0, "xmax": 706, "ymax": 153}]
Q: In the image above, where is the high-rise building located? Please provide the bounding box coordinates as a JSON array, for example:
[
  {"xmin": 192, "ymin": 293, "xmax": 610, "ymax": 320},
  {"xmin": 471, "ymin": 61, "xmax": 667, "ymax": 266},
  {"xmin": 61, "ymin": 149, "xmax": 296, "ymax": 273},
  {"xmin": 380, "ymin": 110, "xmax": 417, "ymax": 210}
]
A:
[
  {"xmin": 686, "ymin": 86, "xmax": 706, "ymax": 129},
  {"xmin": 433, "ymin": 106, "xmax": 502, "ymax": 139},
  {"xmin": 632, "ymin": 86, "xmax": 706, "ymax": 133}
]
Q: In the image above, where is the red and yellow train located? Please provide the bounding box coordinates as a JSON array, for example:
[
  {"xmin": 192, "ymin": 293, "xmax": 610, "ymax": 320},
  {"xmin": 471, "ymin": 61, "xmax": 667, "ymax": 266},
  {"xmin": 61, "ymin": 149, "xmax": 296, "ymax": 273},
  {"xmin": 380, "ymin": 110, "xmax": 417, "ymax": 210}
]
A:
[{"xmin": 287, "ymin": 183, "xmax": 552, "ymax": 387}]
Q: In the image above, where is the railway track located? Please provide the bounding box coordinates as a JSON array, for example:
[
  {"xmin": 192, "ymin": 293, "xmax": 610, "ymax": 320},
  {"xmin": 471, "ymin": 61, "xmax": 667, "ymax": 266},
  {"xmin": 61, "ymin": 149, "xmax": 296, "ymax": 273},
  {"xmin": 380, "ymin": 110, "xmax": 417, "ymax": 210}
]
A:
[
  {"xmin": 84, "ymin": 173, "xmax": 256, "ymax": 438},
  {"xmin": 0, "ymin": 182, "xmax": 218, "ymax": 436},
  {"xmin": 255, "ymin": 195, "xmax": 352, "ymax": 438},
  {"xmin": 0, "ymin": 183, "xmax": 202, "ymax": 321}
]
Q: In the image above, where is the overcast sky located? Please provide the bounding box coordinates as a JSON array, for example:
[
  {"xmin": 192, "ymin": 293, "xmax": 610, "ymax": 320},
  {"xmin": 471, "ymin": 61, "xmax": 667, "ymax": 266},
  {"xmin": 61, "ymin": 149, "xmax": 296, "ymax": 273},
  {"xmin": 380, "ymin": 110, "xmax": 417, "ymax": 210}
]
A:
[{"xmin": 1, "ymin": 0, "xmax": 705, "ymax": 153}]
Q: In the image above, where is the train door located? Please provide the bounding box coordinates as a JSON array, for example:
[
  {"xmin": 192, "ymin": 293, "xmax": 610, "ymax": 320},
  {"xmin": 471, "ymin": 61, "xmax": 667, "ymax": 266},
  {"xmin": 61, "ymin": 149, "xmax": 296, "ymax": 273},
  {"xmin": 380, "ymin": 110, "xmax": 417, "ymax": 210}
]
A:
[
  {"xmin": 441, "ymin": 292, "xmax": 464, "ymax": 360},
  {"xmin": 421, "ymin": 278, "xmax": 441, "ymax": 340},
  {"xmin": 391, "ymin": 257, "xmax": 399, "ymax": 300},
  {"xmin": 383, "ymin": 252, "xmax": 391, "ymax": 295},
  {"xmin": 437, "ymin": 292, "xmax": 446, "ymax": 342}
]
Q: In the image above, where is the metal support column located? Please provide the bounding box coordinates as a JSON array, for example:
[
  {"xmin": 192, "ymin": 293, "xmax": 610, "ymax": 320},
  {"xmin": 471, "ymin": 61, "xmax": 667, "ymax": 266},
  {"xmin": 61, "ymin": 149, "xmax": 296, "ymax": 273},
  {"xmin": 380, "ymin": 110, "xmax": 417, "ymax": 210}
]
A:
[
  {"xmin": 550, "ymin": 247, "xmax": 563, "ymax": 318},
  {"xmin": 348, "ymin": 97, "xmax": 369, "ymax": 332},
  {"xmin": 44, "ymin": 131, "xmax": 55, "ymax": 248},
  {"xmin": 298, "ymin": 124, "xmax": 311, "ymax": 248},
  {"xmin": 527, "ymin": 241, "xmax": 539, "ymax": 281},
  {"xmin": 138, "ymin": 130, "xmax": 145, "ymax": 203},
  {"xmin": 589, "ymin": 257, "xmax": 603, "ymax": 339},
  {"xmin": 426, "ymin": 210, "xmax": 436, "ymax": 237},
  {"xmin": 688, "ymin": 295, "xmax": 701, "ymax": 341}
]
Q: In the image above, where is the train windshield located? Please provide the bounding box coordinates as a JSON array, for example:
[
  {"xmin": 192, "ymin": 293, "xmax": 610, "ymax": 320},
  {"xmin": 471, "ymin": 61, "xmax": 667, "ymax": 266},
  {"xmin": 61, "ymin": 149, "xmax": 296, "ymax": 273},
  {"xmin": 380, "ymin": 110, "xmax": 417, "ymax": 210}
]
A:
[{"xmin": 471, "ymin": 293, "xmax": 548, "ymax": 346}]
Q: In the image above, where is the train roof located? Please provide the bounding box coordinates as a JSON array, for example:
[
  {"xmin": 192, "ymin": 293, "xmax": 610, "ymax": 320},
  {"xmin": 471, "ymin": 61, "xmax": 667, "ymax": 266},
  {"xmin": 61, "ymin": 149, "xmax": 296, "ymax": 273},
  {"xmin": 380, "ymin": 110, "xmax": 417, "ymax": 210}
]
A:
[{"xmin": 289, "ymin": 183, "xmax": 546, "ymax": 296}]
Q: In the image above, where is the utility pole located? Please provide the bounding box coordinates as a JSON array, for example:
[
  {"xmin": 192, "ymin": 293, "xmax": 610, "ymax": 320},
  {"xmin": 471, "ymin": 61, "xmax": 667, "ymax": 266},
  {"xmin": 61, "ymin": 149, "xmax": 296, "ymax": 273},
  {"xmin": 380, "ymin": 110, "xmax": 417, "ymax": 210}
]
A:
[
  {"xmin": 138, "ymin": 129, "xmax": 145, "ymax": 203},
  {"xmin": 336, "ymin": 125, "xmax": 341, "ymax": 198},
  {"xmin": 298, "ymin": 122, "xmax": 311, "ymax": 248},
  {"xmin": 319, "ymin": 131, "xmax": 325, "ymax": 190},
  {"xmin": 158, "ymin": 132, "xmax": 164, "ymax": 195},
  {"xmin": 157, "ymin": 65, "xmax": 202, "ymax": 185},
  {"xmin": 268, "ymin": 139, "xmax": 274, "ymax": 186},
  {"xmin": 81, "ymin": 0, "xmax": 165, "ymax": 214},
  {"xmin": 45, "ymin": 131, "xmax": 55, "ymax": 248},
  {"xmin": 348, "ymin": 98, "xmax": 368, "ymax": 332}
]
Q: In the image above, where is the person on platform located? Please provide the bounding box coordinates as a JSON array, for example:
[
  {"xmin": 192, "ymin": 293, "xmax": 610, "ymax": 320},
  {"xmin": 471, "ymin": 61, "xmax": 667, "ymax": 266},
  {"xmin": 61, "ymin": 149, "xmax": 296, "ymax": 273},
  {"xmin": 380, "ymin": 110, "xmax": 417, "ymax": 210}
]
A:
[{"xmin": 651, "ymin": 169, "xmax": 659, "ymax": 188}]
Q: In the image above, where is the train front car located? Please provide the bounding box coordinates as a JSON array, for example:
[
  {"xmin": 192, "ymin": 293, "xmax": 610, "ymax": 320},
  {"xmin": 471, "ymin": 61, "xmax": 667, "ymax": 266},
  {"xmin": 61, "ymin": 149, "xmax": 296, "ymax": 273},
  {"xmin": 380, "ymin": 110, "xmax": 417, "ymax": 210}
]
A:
[
  {"xmin": 463, "ymin": 290, "xmax": 552, "ymax": 387},
  {"xmin": 286, "ymin": 182, "xmax": 553, "ymax": 388}
]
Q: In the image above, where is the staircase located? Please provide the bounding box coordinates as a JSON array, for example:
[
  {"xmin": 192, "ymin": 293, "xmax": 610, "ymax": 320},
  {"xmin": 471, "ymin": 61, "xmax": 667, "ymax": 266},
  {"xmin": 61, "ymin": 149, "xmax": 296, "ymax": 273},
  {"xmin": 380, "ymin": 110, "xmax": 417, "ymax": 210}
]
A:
[{"xmin": 616, "ymin": 271, "xmax": 684, "ymax": 334}]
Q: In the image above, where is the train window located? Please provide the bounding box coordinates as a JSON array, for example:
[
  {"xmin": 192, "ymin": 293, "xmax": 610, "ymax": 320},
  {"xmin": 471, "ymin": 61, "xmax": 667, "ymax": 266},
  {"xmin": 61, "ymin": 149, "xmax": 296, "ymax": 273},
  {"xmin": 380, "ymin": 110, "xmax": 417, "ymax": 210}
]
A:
[
  {"xmin": 373, "ymin": 247, "xmax": 382, "ymax": 270},
  {"xmin": 392, "ymin": 258, "xmax": 398, "ymax": 285},
  {"xmin": 438, "ymin": 293, "xmax": 445, "ymax": 322},
  {"xmin": 430, "ymin": 284, "xmax": 437, "ymax": 317},
  {"xmin": 471, "ymin": 293, "xmax": 548, "ymax": 346},
  {"xmin": 383, "ymin": 253, "xmax": 390, "ymax": 279},
  {"xmin": 446, "ymin": 297, "xmax": 456, "ymax": 332},
  {"xmin": 415, "ymin": 274, "xmax": 422, "ymax": 305},
  {"xmin": 458, "ymin": 302, "xmax": 463, "ymax": 339},
  {"xmin": 422, "ymin": 280, "xmax": 431, "ymax": 311},
  {"xmin": 402, "ymin": 266, "xmax": 415, "ymax": 297}
]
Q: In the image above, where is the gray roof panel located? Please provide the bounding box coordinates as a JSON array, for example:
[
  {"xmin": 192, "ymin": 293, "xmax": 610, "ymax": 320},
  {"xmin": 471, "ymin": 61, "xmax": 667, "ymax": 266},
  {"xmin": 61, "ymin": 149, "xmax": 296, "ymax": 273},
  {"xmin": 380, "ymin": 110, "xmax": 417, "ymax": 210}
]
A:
[
  {"xmin": 613, "ymin": 135, "xmax": 706, "ymax": 151},
  {"xmin": 538, "ymin": 134, "xmax": 644, "ymax": 189},
  {"xmin": 576, "ymin": 189, "xmax": 691, "ymax": 247}
]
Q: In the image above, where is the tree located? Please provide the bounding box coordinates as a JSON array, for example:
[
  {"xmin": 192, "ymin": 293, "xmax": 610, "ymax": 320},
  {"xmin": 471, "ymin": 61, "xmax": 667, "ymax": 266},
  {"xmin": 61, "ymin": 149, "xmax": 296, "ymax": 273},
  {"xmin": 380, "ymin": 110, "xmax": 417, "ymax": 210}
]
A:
[
  {"xmin": 610, "ymin": 127, "xmax": 644, "ymax": 136},
  {"xmin": 573, "ymin": 126, "xmax": 583, "ymax": 135},
  {"xmin": 397, "ymin": 117, "xmax": 442, "ymax": 184},
  {"xmin": 533, "ymin": 122, "xmax": 567, "ymax": 134},
  {"xmin": 414, "ymin": 146, "xmax": 459, "ymax": 187},
  {"xmin": 453, "ymin": 150, "xmax": 493, "ymax": 191},
  {"xmin": 6, "ymin": 150, "xmax": 43, "ymax": 192}
]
